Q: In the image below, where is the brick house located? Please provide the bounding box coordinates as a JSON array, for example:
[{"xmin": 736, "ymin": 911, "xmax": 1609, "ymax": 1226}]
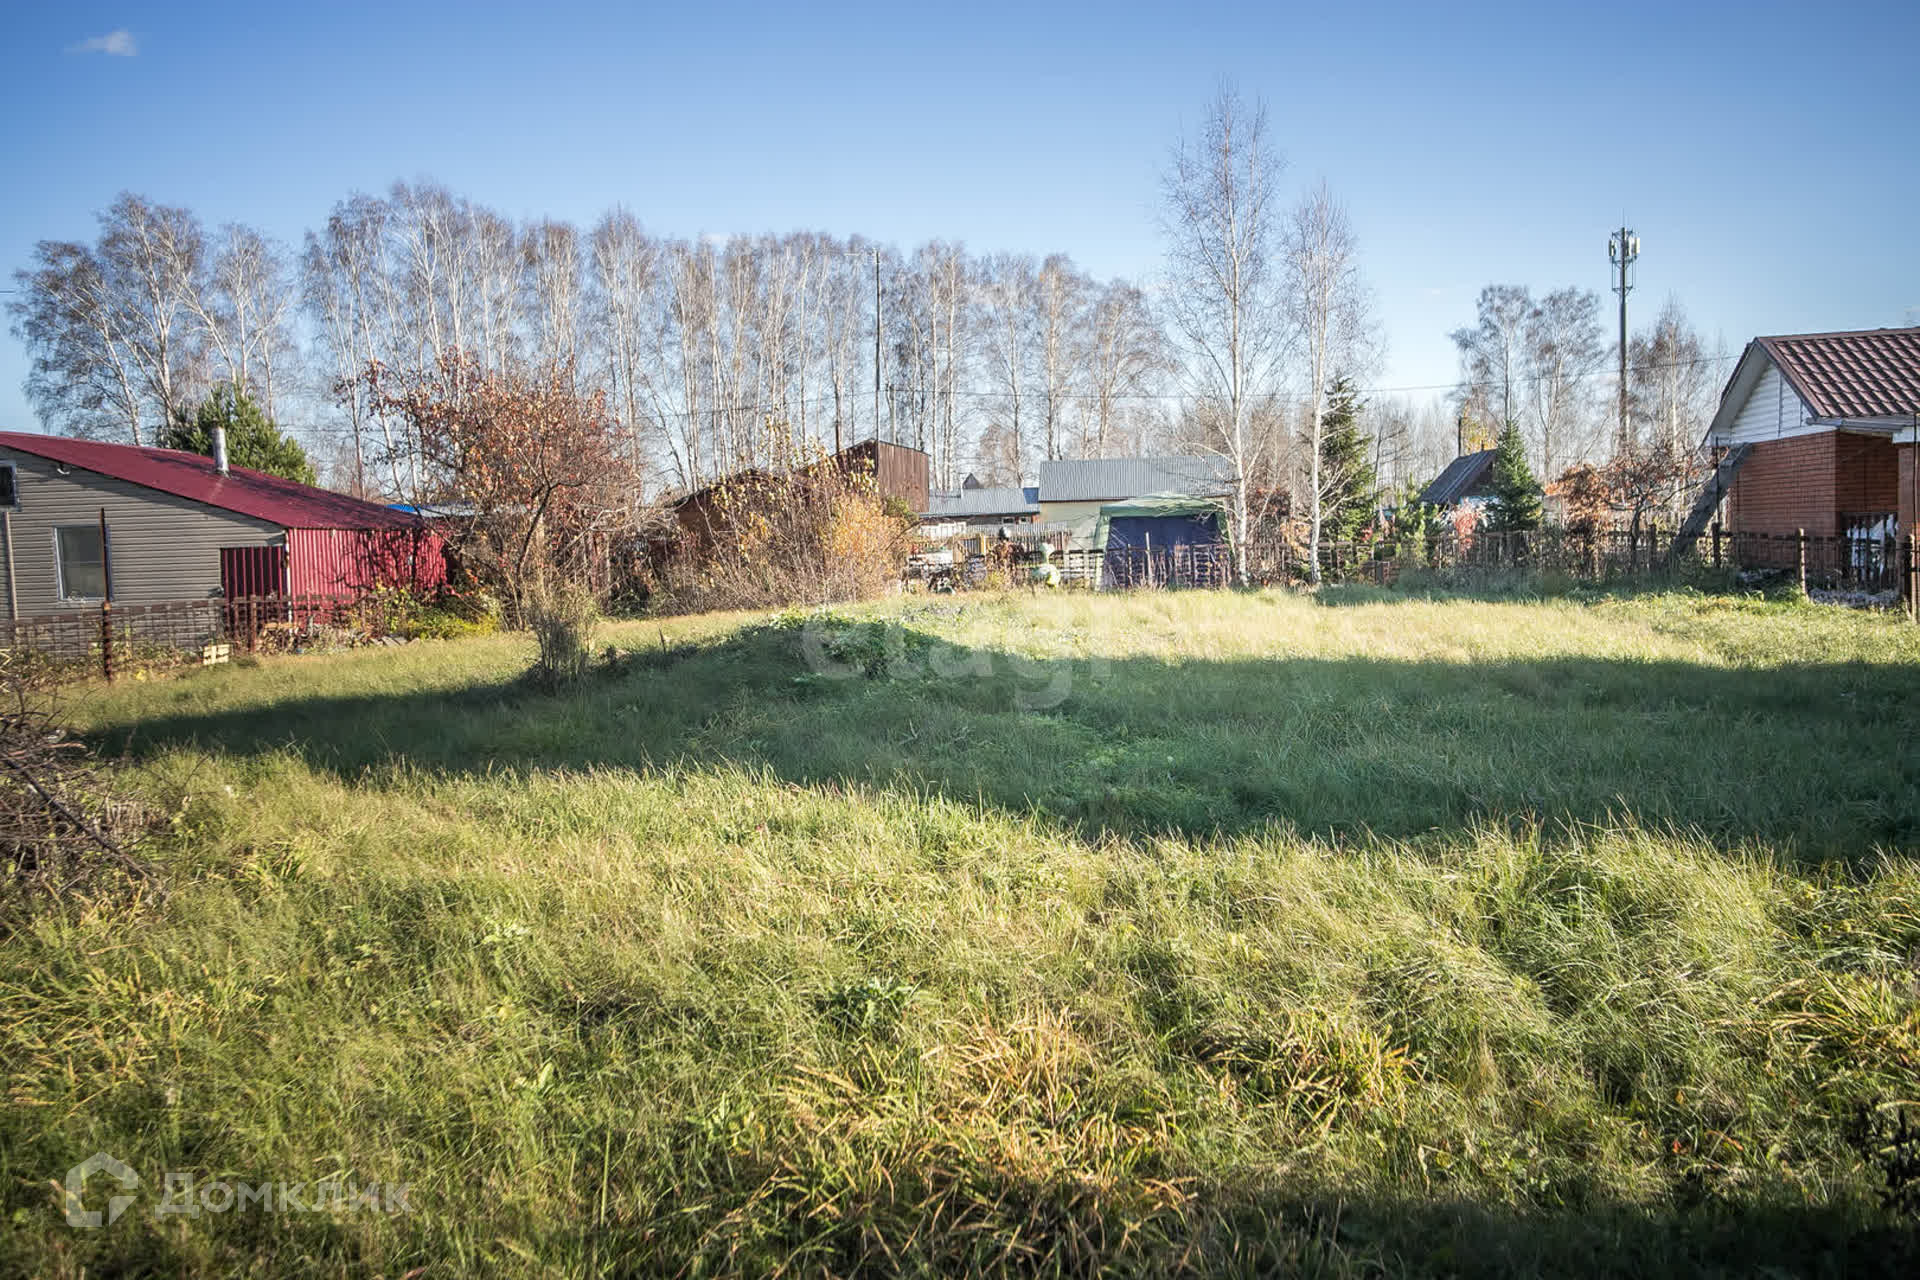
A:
[{"xmin": 1705, "ymin": 327, "xmax": 1920, "ymax": 543}]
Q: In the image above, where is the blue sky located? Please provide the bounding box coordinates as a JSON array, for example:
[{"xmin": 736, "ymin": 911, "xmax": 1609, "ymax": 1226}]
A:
[{"xmin": 4, "ymin": 0, "xmax": 1917, "ymax": 432}]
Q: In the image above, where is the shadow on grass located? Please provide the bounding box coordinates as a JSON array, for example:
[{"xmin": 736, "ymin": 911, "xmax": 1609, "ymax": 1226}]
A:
[
  {"xmin": 736, "ymin": 1183, "xmax": 1920, "ymax": 1280},
  {"xmin": 92, "ymin": 618, "xmax": 1920, "ymax": 864},
  {"xmin": 1308, "ymin": 573, "xmax": 1763, "ymax": 609},
  {"xmin": 1192, "ymin": 1188, "xmax": 1918, "ymax": 1279},
  {"xmin": 44, "ymin": 1177, "xmax": 1919, "ymax": 1280}
]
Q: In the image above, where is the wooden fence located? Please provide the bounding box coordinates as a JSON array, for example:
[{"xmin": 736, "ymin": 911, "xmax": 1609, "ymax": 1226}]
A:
[{"xmin": 0, "ymin": 594, "xmax": 395, "ymax": 681}]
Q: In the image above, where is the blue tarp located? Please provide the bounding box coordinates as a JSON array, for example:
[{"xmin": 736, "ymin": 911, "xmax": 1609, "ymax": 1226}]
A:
[{"xmin": 1094, "ymin": 495, "xmax": 1229, "ymax": 588}]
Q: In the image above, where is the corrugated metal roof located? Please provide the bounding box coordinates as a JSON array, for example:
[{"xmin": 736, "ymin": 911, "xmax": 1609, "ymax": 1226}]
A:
[
  {"xmin": 0, "ymin": 431, "xmax": 421, "ymax": 531},
  {"xmin": 1036, "ymin": 455, "xmax": 1233, "ymax": 502},
  {"xmin": 1419, "ymin": 449, "xmax": 1498, "ymax": 507},
  {"xmin": 922, "ymin": 486, "xmax": 1039, "ymax": 518},
  {"xmin": 1754, "ymin": 327, "xmax": 1920, "ymax": 421}
]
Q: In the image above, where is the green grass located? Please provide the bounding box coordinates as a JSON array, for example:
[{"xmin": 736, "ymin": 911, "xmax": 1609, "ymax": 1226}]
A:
[{"xmin": 5, "ymin": 587, "xmax": 1920, "ymax": 1276}]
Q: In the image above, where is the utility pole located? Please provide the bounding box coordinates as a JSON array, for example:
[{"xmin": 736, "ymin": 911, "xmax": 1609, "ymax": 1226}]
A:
[
  {"xmin": 1608, "ymin": 228, "xmax": 1640, "ymax": 455},
  {"xmin": 872, "ymin": 247, "xmax": 882, "ymax": 444}
]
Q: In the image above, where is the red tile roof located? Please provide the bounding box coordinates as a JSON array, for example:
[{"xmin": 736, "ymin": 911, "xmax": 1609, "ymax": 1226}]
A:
[
  {"xmin": 0, "ymin": 432, "xmax": 421, "ymax": 531},
  {"xmin": 1755, "ymin": 327, "xmax": 1920, "ymax": 421}
]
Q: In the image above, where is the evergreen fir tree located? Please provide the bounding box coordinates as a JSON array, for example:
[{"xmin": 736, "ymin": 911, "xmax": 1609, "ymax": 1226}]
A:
[
  {"xmin": 1317, "ymin": 376, "xmax": 1378, "ymax": 541},
  {"xmin": 163, "ymin": 383, "xmax": 317, "ymax": 486},
  {"xmin": 1484, "ymin": 420, "xmax": 1543, "ymax": 532}
]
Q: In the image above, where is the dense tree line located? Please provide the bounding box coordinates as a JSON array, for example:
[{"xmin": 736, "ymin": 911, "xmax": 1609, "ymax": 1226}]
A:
[
  {"xmin": 10, "ymin": 189, "xmax": 1175, "ymax": 501},
  {"xmin": 1449, "ymin": 284, "xmax": 1722, "ymax": 480},
  {"xmin": 8, "ymin": 135, "xmax": 1722, "ymax": 535}
]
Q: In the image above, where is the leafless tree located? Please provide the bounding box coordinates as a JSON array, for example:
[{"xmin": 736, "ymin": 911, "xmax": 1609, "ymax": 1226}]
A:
[
  {"xmin": 469, "ymin": 206, "xmax": 519, "ymax": 368},
  {"xmin": 1523, "ymin": 286, "xmax": 1606, "ymax": 479},
  {"xmin": 1627, "ymin": 298, "xmax": 1720, "ymax": 516},
  {"xmin": 10, "ymin": 193, "xmax": 210, "ymax": 444},
  {"xmin": 1629, "ymin": 298, "xmax": 1718, "ymax": 457},
  {"xmin": 819, "ymin": 238, "xmax": 871, "ymax": 457},
  {"xmin": 1451, "ymin": 284, "xmax": 1533, "ymax": 438},
  {"xmin": 302, "ymin": 195, "xmax": 394, "ymax": 492},
  {"xmin": 1081, "ymin": 281, "xmax": 1167, "ymax": 457},
  {"xmin": 1036, "ymin": 254, "xmax": 1088, "ymax": 461},
  {"xmin": 925, "ymin": 242, "xmax": 971, "ymax": 489},
  {"xmin": 1160, "ymin": 86, "xmax": 1285, "ymax": 583},
  {"xmin": 978, "ymin": 251, "xmax": 1038, "ymax": 482},
  {"xmin": 10, "ymin": 240, "xmax": 148, "ymax": 442},
  {"xmin": 193, "ymin": 223, "xmax": 300, "ymax": 419},
  {"xmin": 587, "ymin": 208, "xmax": 658, "ymax": 480},
  {"xmin": 522, "ymin": 219, "xmax": 583, "ymax": 374},
  {"xmin": 9, "ymin": 191, "xmax": 215, "ymax": 445},
  {"xmin": 1282, "ymin": 182, "xmax": 1373, "ymax": 583},
  {"xmin": 15, "ymin": 178, "xmax": 1199, "ymax": 513}
]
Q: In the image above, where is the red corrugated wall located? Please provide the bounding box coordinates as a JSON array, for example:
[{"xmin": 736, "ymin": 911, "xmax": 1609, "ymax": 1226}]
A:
[{"xmin": 287, "ymin": 527, "xmax": 447, "ymax": 598}]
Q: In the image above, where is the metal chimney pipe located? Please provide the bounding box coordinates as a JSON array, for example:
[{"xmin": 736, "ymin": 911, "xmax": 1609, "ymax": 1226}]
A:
[{"xmin": 211, "ymin": 424, "xmax": 230, "ymax": 475}]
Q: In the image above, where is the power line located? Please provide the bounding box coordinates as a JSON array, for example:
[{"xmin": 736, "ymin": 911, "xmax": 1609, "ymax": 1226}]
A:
[{"xmin": 287, "ymin": 348, "xmax": 1737, "ymax": 439}]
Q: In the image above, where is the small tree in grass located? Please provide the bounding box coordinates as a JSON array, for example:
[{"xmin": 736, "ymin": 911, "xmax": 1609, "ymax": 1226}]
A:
[
  {"xmin": 363, "ymin": 351, "xmax": 636, "ymax": 617},
  {"xmin": 1555, "ymin": 462, "xmax": 1611, "ymax": 535},
  {"xmin": 363, "ymin": 351, "xmax": 645, "ymax": 689},
  {"xmin": 1484, "ymin": 420, "xmax": 1543, "ymax": 533},
  {"xmin": 1313, "ymin": 376, "xmax": 1378, "ymax": 543},
  {"xmin": 1604, "ymin": 440, "xmax": 1695, "ymax": 546},
  {"xmin": 524, "ymin": 578, "xmax": 597, "ymax": 690},
  {"xmin": 163, "ymin": 382, "xmax": 317, "ymax": 485}
]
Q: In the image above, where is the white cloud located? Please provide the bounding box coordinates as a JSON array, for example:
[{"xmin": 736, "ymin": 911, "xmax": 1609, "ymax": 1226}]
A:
[{"xmin": 69, "ymin": 29, "xmax": 138, "ymax": 57}]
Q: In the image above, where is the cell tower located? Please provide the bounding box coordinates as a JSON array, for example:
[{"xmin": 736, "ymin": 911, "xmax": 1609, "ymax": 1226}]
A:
[{"xmin": 1609, "ymin": 228, "xmax": 1640, "ymax": 454}]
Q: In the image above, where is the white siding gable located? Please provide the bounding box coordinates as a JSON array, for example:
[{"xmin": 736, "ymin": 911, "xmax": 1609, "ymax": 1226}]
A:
[{"xmin": 1719, "ymin": 359, "xmax": 1817, "ymax": 444}]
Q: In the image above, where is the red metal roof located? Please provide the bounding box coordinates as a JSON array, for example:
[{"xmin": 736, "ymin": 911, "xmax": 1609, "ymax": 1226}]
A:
[
  {"xmin": 0, "ymin": 432, "xmax": 421, "ymax": 531},
  {"xmin": 1755, "ymin": 326, "xmax": 1920, "ymax": 422}
]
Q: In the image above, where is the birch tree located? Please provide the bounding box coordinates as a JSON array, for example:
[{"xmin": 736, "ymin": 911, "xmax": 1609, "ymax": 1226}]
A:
[
  {"xmin": 522, "ymin": 218, "xmax": 583, "ymax": 372},
  {"xmin": 303, "ymin": 194, "xmax": 411, "ymax": 495},
  {"xmin": 10, "ymin": 240, "xmax": 147, "ymax": 442},
  {"xmin": 1035, "ymin": 254, "xmax": 1087, "ymax": 461},
  {"xmin": 978, "ymin": 252, "xmax": 1038, "ymax": 482},
  {"xmin": 10, "ymin": 193, "xmax": 212, "ymax": 444},
  {"xmin": 1282, "ymin": 181, "xmax": 1372, "ymax": 584},
  {"xmin": 1522, "ymin": 286, "xmax": 1605, "ymax": 479},
  {"xmin": 1081, "ymin": 281, "xmax": 1167, "ymax": 458},
  {"xmin": 193, "ymin": 223, "xmax": 299, "ymax": 419},
  {"xmin": 587, "ymin": 208, "xmax": 658, "ymax": 477},
  {"xmin": 1450, "ymin": 284, "xmax": 1532, "ymax": 439},
  {"xmin": 1160, "ymin": 86, "xmax": 1284, "ymax": 583}
]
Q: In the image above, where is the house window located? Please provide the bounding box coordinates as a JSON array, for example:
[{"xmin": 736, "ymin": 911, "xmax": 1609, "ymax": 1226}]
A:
[
  {"xmin": 54, "ymin": 524, "xmax": 107, "ymax": 601},
  {"xmin": 0, "ymin": 463, "xmax": 16, "ymax": 508}
]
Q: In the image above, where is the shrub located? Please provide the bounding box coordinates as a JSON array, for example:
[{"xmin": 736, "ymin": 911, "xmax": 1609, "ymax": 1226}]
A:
[
  {"xmin": 524, "ymin": 579, "xmax": 598, "ymax": 689},
  {"xmin": 661, "ymin": 432, "xmax": 915, "ymax": 613}
]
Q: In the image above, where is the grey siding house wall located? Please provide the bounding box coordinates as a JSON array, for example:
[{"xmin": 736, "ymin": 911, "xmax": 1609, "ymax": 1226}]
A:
[{"xmin": 0, "ymin": 446, "xmax": 281, "ymax": 622}]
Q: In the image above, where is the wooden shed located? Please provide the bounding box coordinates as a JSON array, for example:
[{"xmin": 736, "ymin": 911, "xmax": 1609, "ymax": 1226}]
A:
[{"xmin": 0, "ymin": 431, "xmax": 443, "ymax": 621}]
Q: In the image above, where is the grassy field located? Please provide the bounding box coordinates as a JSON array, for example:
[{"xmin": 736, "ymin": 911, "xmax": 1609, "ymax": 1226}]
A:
[{"xmin": 5, "ymin": 586, "xmax": 1920, "ymax": 1276}]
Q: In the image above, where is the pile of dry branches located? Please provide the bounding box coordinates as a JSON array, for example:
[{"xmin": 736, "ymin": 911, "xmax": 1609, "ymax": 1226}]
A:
[
  {"xmin": 0, "ymin": 666, "xmax": 155, "ymax": 915},
  {"xmin": 661, "ymin": 436, "xmax": 916, "ymax": 613}
]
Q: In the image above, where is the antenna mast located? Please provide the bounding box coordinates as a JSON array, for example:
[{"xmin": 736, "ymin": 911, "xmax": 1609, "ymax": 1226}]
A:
[{"xmin": 1609, "ymin": 228, "xmax": 1640, "ymax": 455}]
